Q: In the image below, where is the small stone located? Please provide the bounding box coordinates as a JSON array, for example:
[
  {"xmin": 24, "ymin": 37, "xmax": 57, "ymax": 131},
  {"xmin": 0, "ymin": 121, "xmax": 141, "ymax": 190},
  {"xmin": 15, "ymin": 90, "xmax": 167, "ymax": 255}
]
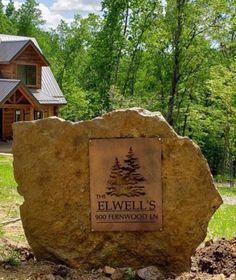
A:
[
  {"xmin": 45, "ymin": 274, "xmax": 55, "ymax": 280},
  {"xmin": 53, "ymin": 265, "xmax": 70, "ymax": 277},
  {"xmin": 111, "ymin": 269, "xmax": 124, "ymax": 280},
  {"xmin": 3, "ymin": 264, "xmax": 12, "ymax": 270},
  {"xmin": 205, "ymin": 240, "xmax": 213, "ymax": 247},
  {"xmin": 96, "ymin": 268, "xmax": 103, "ymax": 274},
  {"xmin": 214, "ymin": 274, "xmax": 226, "ymax": 280},
  {"xmin": 137, "ymin": 266, "xmax": 164, "ymax": 280},
  {"xmin": 104, "ymin": 266, "xmax": 115, "ymax": 275},
  {"xmin": 119, "ymin": 267, "xmax": 129, "ymax": 272}
]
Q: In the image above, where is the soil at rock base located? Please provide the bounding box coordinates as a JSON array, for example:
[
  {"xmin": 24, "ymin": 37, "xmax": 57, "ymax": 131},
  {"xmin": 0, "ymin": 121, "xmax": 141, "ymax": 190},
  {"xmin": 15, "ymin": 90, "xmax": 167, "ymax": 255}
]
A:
[
  {"xmin": 191, "ymin": 238, "xmax": 236, "ymax": 277},
  {"xmin": 0, "ymin": 238, "xmax": 235, "ymax": 280}
]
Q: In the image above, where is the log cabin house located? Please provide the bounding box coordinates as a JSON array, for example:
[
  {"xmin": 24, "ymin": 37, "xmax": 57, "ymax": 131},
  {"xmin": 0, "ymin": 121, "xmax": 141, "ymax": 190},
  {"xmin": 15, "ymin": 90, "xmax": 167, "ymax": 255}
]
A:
[{"xmin": 0, "ymin": 34, "xmax": 67, "ymax": 141}]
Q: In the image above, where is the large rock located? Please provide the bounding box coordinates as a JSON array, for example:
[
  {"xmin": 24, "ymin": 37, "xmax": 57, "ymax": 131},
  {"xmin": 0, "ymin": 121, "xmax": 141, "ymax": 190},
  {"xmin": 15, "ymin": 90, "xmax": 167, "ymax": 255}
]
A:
[{"xmin": 13, "ymin": 108, "xmax": 222, "ymax": 274}]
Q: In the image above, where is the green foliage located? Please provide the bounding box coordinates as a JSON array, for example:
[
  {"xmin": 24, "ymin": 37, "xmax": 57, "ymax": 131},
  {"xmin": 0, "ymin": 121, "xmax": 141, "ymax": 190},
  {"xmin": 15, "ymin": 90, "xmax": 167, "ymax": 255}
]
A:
[
  {"xmin": 0, "ymin": 0, "xmax": 235, "ymax": 178},
  {"xmin": 59, "ymin": 81, "xmax": 101, "ymax": 121},
  {"xmin": 122, "ymin": 268, "xmax": 137, "ymax": 280},
  {"xmin": 0, "ymin": 225, "xmax": 5, "ymax": 237},
  {"xmin": 5, "ymin": 0, "xmax": 15, "ymax": 20},
  {"xmin": 15, "ymin": 0, "xmax": 45, "ymax": 36},
  {"xmin": 5, "ymin": 254, "xmax": 20, "ymax": 266},
  {"xmin": 187, "ymin": 61, "xmax": 236, "ymax": 176},
  {"xmin": 0, "ymin": 247, "xmax": 20, "ymax": 267},
  {"xmin": 0, "ymin": 0, "xmax": 16, "ymax": 34}
]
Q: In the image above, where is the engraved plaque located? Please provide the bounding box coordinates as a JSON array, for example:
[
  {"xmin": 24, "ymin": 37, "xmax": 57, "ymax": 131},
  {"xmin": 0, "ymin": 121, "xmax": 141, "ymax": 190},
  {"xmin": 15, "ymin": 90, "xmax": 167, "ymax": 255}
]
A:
[{"xmin": 89, "ymin": 138, "xmax": 162, "ymax": 231}]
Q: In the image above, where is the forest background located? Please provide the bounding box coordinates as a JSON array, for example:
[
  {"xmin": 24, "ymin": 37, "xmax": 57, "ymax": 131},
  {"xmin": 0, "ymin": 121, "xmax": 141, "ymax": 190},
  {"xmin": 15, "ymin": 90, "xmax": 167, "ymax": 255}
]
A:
[{"xmin": 0, "ymin": 0, "xmax": 235, "ymax": 180}]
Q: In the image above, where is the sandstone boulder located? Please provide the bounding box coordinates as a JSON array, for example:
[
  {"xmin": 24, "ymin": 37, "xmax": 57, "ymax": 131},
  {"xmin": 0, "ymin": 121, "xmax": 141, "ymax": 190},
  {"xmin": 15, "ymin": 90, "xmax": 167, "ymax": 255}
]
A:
[{"xmin": 13, "ymin": 108, "xmax": 222, "ymax": 274}]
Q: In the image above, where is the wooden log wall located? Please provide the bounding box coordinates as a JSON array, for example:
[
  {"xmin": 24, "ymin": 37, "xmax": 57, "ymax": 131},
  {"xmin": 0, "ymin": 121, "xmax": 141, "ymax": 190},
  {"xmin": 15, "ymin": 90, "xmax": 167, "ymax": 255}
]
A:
[
  {"xmin": 0, "ymin": 64, "xmax": 15, "ymax": 79},
  {"xmin": 1, "ymin": 105, "xmax": 58, "ymax": 140},
  {"xmin": 3, "ymin": 108, "xmax": 14, "ymax": 140}
]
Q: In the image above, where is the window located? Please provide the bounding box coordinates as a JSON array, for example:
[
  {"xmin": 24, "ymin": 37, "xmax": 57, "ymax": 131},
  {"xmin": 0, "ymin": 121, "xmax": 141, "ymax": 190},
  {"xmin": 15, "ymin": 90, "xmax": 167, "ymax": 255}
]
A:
[
  {"xmin": 15, "ymin": 110, "xmax": 21, "ymax": 122},
  {"xmin": 17, "ymin": 65, "xmax": 36, "ymax": 86},
  {"xmin": 34, "ymin": 111, "xmax": 43, "ymax": 120}
]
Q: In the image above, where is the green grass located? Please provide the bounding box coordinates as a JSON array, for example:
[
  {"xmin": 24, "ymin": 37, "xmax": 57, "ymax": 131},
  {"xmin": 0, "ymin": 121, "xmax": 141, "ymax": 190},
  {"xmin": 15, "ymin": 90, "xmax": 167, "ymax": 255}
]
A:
[
  {"xmin": 217, "ymin": 186, "xmax": 236, "ymax": 197},
  {"xmin": 0, "ymin": 185, "xmax": 21, "ymax": 204},
  {"xmin": 0, "ymin": 154, "xmax": 23, "ymax": 243},
  {"xmin": 0, "ymin": 155, "xmax": 16, "ymax": 187},
  {"xmin": 0, "ymin": 242, "xmax": 21, "ymax": 266},
  {"xmin": 207, "ymin": 205, "xmax": 236, "ymax": 240},
  {"xmin": 0, "ymin": 155, "xmax": 19, "ymax": 205}
]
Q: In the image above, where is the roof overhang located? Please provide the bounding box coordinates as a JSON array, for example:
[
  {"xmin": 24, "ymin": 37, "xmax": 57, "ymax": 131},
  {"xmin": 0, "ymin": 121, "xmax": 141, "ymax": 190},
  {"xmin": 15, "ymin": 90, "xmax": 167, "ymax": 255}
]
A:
[
  {"xmin": 0, "ymin": 40, "xmax": 49, "ymax": 66},
  {"xmin": 0, "ymin": 79, "xmax": 41, "ymax": 107}
]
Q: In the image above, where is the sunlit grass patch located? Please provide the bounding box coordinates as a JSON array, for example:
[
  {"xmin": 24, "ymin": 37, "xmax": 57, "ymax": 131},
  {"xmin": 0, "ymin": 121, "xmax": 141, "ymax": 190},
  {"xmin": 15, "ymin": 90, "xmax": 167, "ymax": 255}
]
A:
[
  {"xmin": 207, "ymin": 205, "xmax": 236, "ymax": 240},
  {"xmin": 0, "ymin": 155, "xmax": 16, "ymax": 187},
  {"xmin": 0, "ymin": 155, "xmax": 23, "ymax": 244},
  {"xmin": 217, "ymin": 186, "xmax": 236, "ymax": 197}
]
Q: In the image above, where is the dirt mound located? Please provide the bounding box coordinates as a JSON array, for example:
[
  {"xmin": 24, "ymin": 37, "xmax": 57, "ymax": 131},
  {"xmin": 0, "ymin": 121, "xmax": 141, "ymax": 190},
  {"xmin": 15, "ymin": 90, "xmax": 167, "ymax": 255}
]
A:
[
  {"xmin": 192, "ymin": 238, "xmax": 236, "ymax": 277},
  {"xmin": 0, "ymin": 238, "xmax": 235, "ymax": 279}
]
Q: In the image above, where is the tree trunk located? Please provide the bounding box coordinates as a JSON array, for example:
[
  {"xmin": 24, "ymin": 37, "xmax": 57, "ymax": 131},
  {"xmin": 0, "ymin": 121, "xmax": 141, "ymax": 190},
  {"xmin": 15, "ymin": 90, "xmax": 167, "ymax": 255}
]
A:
[
  {"xmin": 122, "ymin": 2, "xmax": 157, "ymax": 95},
  {"xmin": 167, "ymin": 0, "xmax": 184, "ymax": 126},
  {"xmin": 182, "ymin": 103, "xmax": 190, "ymax": 136},
  {"xmin": 113, "ymin": 2, "xmax": 129, "ymax": 86},
  {"xmin": 221, "ymin": 125, "xmax": 230, "ymax": 179}
]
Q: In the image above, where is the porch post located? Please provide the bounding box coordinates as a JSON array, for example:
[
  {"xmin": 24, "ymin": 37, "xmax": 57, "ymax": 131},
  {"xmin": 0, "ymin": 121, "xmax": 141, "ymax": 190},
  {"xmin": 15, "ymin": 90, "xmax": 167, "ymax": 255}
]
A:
[
  {"xmin": 48, "ymin": 106, "xmax": 54, "ymax": 117},
  {"xmin": 30, "ymin": 107, "xmax": 34, "ymax": 121},
  {"xmin": 20, "ymin": 109, "xmax": 24, "ymax": 121}
]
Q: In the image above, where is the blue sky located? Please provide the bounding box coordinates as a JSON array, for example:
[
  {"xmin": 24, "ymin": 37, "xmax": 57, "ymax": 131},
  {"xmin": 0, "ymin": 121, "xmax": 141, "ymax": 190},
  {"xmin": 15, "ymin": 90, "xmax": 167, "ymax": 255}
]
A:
[{"xmin": 3, "ymin": 0, "xmax": 102, "ymax": 29}]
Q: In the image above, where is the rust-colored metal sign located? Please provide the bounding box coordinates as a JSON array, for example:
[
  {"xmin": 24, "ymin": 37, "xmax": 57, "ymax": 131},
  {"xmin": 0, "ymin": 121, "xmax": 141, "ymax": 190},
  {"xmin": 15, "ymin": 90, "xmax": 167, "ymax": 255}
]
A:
[{"xmin": 89, "ymin": 138, "xmax": 162, "ymax": 231}]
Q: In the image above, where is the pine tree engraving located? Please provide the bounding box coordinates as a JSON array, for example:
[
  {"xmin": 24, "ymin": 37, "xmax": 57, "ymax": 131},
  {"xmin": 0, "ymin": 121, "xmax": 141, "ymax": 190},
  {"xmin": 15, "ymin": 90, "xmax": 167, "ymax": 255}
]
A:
[
  {"xmin": 106, "ymin": 157, "xmax": 127, "ymax": 196},
  {"xmin": 106, "ymin": 147, "xmax": 146, "ymax": 197}
]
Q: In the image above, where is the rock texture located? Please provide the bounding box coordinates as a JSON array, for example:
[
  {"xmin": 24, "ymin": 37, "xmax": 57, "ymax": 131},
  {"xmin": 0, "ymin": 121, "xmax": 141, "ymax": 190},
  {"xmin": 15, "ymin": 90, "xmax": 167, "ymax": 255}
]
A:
[{"xmin": 13, "ymin": 108, "xmax": 222, "ymax": 274}]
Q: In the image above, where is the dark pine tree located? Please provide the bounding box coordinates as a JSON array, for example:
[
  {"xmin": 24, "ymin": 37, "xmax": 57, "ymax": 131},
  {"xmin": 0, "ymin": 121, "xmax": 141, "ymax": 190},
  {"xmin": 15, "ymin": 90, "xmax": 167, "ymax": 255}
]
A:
[
  {"xmin": 122, "ymin": 147, "xmax": 145, "ymax": 196},
  {"xmin": 106, "ymin": 157, "xmax": 125, "ymax": 196},
  {"xmin": 106, "ymin": 147, "xmax": 146, "ymax": 197}
]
